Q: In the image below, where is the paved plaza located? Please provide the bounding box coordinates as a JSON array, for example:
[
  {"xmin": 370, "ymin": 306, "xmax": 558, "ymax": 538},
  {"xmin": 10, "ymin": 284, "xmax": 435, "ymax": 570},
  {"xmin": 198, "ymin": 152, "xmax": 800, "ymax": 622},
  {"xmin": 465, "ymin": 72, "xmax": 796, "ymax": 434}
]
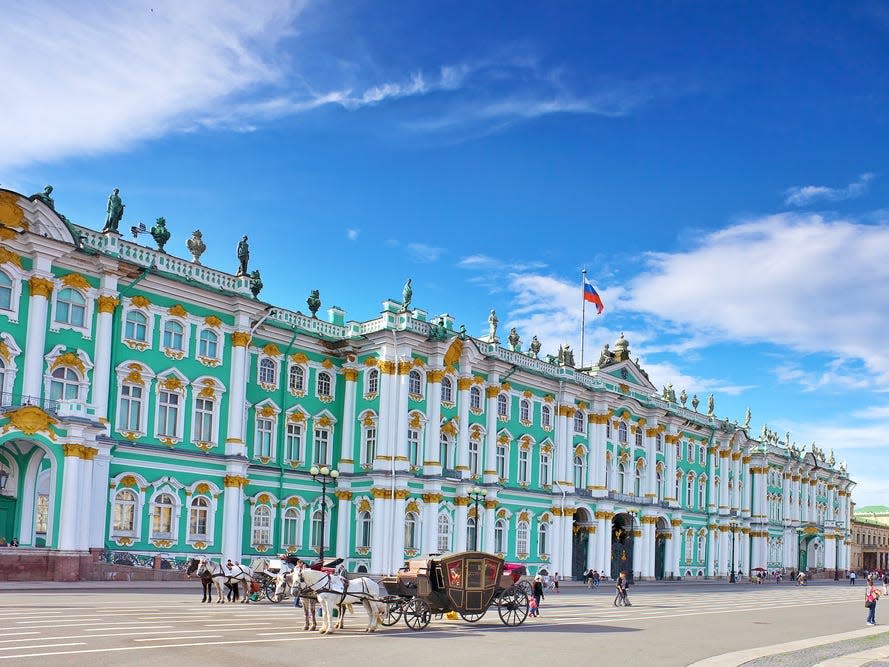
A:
[{"xmin": 0, "ymin": 582, "xmax": 886, "ymax": 666}]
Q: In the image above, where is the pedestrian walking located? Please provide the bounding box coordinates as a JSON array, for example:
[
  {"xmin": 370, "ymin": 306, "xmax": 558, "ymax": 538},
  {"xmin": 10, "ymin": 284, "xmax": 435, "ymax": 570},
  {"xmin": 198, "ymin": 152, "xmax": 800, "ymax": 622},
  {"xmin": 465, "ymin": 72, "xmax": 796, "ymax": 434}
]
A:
[
  {"xmin": 866, "ymin": 576, "xmax": 881, "ymax": 626},
  {"xmin": 532, "ymin": 574, "xmax": 545, "ymax": 615},
  {"xmin": 613, "ymin": 572, "xmax": 631, "ymax": 606},
  {"xmin": 851, "ymin": 570, "xmax": 857, "ymax": 586},
  {"xmin": 528, "ymin": 596, "xmax": 539, "ymax": 617},
  {"xmin": 593, "ymin": 570, "xmax": 601, "ymax": 588},
  {"xmin": 883, "ymin": 572, "xmax": 889, "ymax": 596},
  {"xmin": 553, "ymin": 572, "xmax": 561, "ymax": 594}
]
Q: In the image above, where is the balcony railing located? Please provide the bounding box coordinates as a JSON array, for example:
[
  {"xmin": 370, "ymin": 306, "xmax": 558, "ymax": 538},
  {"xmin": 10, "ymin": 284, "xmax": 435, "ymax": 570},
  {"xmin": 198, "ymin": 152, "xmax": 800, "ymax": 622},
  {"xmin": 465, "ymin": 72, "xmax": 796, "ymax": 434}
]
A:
[{"xmin": 0, "ymin": 393, "xmax": 61, "ymax": 413}]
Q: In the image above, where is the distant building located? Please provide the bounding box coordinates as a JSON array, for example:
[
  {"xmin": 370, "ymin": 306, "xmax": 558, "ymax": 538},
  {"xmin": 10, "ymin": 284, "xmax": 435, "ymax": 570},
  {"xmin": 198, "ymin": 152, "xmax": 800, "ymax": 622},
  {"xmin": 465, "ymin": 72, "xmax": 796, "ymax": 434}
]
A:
[
  {"xmin": 0, "ymin": 187, "xmax": 855, "ymax": 580},
  {"xmin": 851, "ymin": 505, "xmax": 889, "ymax": 572}
]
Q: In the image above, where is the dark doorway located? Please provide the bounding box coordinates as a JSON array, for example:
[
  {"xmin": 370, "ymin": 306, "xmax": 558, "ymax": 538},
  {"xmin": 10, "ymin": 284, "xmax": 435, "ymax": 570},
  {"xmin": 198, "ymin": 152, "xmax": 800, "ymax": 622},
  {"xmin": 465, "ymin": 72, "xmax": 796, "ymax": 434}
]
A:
[
  {"xmin": 655, "ymin": 535, "xmax": 666, "ymax": 579},
  {"xmin": 572, "ymin": 509, "xmax": 591, "ymax": 581},
  {"xmin": 610, "ymin": 513, "xmax": 634, "ymax": 583}
]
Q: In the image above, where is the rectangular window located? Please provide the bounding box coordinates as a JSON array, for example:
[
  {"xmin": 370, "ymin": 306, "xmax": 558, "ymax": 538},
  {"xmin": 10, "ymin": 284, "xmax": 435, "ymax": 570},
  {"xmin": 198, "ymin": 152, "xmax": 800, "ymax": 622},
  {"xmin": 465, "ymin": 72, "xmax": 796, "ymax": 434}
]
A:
[
  {"xmin": 540, "ymin": 454, "xmax": 551, "ymax": 486},
  {"xmin": 496, "ymin": 445, "xmax": 507, "ymax": 479},
  {"xmin": 408, "ymin": 428, "xmax": 420, "ymax": 467},
  {"xmin": 157, "ymin": 390, "xmax": 179, "ymax": 437},
  {"xmin": 256, "ymin": 418, "xmax": 274, "ymax": 458},
  {"xmin": 314, "ymin": 429, "xmax": 330, "ymax": 465},
  {"xmin": 194, "ymin": 397, "xmax": 214, "ymax": 442},
  {"xmin": 285, "ymin": 423, "xmax": 302, "ymax": 461},
  {"xmin": 119, "ymin": 384, "xmax": 142, "ymax": 431},
  {"xmin": 518, "ymin": 449, "xmax": 529, "ymax": 483},
  {"xmin": 189, "ymin": 505, "xmax": 208, "ymax": 538},
  {"xmin": 363, "ymin": 427, "xmax": 376, "ymax": 466},
  {"xmin": 468, "ymin": 440, "xmax": 479, "ymax": 476}
]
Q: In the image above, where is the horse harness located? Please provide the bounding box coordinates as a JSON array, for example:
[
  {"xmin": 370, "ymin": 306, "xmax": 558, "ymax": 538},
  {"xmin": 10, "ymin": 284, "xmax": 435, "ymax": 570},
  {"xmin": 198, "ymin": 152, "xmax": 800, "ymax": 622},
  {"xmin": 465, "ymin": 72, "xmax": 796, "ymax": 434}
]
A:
[{"xmin": 300, "ymin": 572, "xmax": 372, "ymax": 607}]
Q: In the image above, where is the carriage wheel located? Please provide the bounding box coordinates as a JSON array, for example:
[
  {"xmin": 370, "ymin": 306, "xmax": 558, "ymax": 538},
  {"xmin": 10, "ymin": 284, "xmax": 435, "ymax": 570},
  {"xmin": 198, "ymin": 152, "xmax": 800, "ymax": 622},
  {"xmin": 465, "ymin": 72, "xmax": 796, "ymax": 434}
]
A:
[
  {"xmin": 264, "ymin": 580, "xmax": 280, "ymax": 603},
  {"xmin": 381, "ymin": 598, "xmax": 403, "ymax": 627},
  {"xmin": 496, "ymin": 587, "xmax": 529, "ymax": 626},
  {"xmin": 402, "ymin": 598, "xmax": 431, "ymax": 630},
  {"xmin": 515, "ymin": 580, "xmax": 533, "ymax": 598},
  {"xmin": 458, "ymin": 610, "xmax": 486, "ymax": 623}
]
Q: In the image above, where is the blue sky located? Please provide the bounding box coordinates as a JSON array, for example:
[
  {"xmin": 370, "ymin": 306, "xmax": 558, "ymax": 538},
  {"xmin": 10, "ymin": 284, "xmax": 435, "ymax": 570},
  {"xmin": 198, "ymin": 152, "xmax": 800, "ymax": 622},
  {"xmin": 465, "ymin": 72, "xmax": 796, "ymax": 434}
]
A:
[{"xmin": 3, "ymin": 1, "xmax": 889, "ymax": 505}]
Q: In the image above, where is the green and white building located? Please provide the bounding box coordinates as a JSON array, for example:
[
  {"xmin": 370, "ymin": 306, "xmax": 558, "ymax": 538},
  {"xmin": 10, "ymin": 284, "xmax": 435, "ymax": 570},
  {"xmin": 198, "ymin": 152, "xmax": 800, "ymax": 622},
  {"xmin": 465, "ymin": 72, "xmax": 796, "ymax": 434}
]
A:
[{"xmin": 0, "ymin": 186, "xmax": 854, "ymax": 579}]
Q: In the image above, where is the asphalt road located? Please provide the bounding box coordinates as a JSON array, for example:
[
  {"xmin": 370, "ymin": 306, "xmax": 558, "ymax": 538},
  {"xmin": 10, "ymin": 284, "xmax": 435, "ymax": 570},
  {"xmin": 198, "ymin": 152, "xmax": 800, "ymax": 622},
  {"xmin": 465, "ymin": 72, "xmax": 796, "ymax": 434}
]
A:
[{"xmin": 0, "ymin": 582, "xmax": 870, "ymax": 666}]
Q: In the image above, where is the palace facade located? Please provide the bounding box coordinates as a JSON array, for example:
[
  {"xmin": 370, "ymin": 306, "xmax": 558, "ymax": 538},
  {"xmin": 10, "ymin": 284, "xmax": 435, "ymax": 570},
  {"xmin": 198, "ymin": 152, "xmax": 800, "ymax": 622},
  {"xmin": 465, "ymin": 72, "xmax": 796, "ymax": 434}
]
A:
[{"xmin": 0, "ymin": 187, "xmax": 854, "ymax": 579}]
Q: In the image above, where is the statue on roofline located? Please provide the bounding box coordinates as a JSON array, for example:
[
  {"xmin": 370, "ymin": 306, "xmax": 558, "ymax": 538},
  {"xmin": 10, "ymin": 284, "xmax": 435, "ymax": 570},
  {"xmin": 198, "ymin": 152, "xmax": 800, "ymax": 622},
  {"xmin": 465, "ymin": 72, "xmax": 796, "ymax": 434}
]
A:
[{"xmin": 103, "ymin": 188, "xmax": 124, "ymax": 233}]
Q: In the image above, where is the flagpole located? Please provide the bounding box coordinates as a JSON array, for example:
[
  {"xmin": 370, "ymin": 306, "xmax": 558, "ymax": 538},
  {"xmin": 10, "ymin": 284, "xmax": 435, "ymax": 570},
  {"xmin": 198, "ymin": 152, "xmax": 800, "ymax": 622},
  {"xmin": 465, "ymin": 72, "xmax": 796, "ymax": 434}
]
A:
[{"xmin": 580, "ymin": 268, "xmax": 587, "ymax": 369}]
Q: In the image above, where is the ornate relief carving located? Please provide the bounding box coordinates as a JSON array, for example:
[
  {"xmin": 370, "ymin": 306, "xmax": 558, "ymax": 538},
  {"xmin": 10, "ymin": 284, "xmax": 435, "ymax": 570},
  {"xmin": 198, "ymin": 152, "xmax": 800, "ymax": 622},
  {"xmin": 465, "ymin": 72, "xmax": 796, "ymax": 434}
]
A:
[
  {"xmin": 28, "ymin": 276, "xmax": 53, "ymax": 298},
  {"xmin": 343, "ymin": 368, "xmax": 359, "ymax": 381},
  {"xmin": 223, "ymin": 475, "xmax": 249, "ymax": 489},
  {"xmin": 204, "ymin": 315, "xmax": 222, "ymax": 328},
  {"xmin": 0, "ymin": 246, "xmax": 23, "ymax": 268},
  {"xmin": 0, "ymin": 192, "xmax": 27, "ymax": 230},
  {"xmin": 231, "ymin": 331, "xmax": 251, "ymax": 347},
  {"xmin": 3, "ymin": 405, "xmax": 58, "ymax": 439},
  {"xmin": 97, "ymin": 295, "xmax": 119, "ymax": 313},
  {"xmin": 61, "ymin": 273, "xmax": 91, "ymax": 290},
  {"xmin": 130, "ymin": 295, "xmax": 151, "ymax": 309},
  {"xmin": 262, "ymin": 343, "xmax": 280, "ymax": 357},
  {"xmin": 168, "ymin": 304, "xmax": 188, "ymax": 318}
]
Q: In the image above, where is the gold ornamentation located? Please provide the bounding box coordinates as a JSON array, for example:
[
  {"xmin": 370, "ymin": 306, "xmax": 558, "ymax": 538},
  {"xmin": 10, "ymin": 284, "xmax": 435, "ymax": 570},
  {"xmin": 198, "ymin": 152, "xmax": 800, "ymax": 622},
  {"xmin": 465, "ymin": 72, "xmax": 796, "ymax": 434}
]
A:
[
  {"xmin": 51, "ymin": 351, "xmax": 85, "ymax": 375},
  {"xmin": 322, "ymin": 358, "xmax": 334, "ymax": 369},
  {"xmin": 334, "ymin": 490, "xmax": 353, "ymax": 501},
  {"xmin": 443, "ymin": 338, "xmax": 463, "ymax": 368},
  {"xmin": 114, "ymin": 537, "xmax": 133, "ymax": 547},
  {"xmin": 231, "ymin": 331, "xmax": 251, "ymax": 347},
  {"xmin": 59, "ymin": 273, "xmax": 90, "ymax": 291},
  {"xmin": 288, "ymin": 412, "xmax": 306, "ymax": 423},
  {"xmin": 223, "ymin": 475, "xmax": 249, "ymax": 489},
  {"xmin": 198, "ymin": 380, "xmax": 217, "ymax": 398},
  {"xmin": 317, "ymin": 415, "xmax": 332, "ymax": 427},
  {"xmin": 159, "ymin": 437, "xmax": 176, "ymax": 448},
  {"xmin": 4, "ymin": 405, "xmax": 58, "ymax": 439},
  {"xmin": 483, "ymin": 499, "xmax": 497, "ymax": 510},
  {"xmin": 0, "ymin": 246, "xmax": 23, "ymax": 268},
  {"xmin": 362, "ymin": 414, "xmax": 375, "ymax": 427},
  {"xmin": 28, "ymin": 276, "xmax": 53, "ymax": 298},
  {"xmin": 378, "ymin": 360, "xmax": 396, "ymax": 375},
  {"xmin": 344, "ymin": 368, "xmax": 359, "ymax": 381},
  {"xmin": 259, "ymin": 405, "xmax": 278, "ymax": 418},
  {"xmin": 370, "ymin": 487, "xmax": 392, "ymax": 499},
  {"xmin": 0, "ymin": 192, "xmax": 26, "ymax": 229},
  {"xmin": 153, "ymin": 539, "xmax": 174, "ymax": 548},
  {"xmin": 558, "ymin": 405, "xmax": 575, "ymax": 417},
  {"xmin": 454, "ymin": 496, "xmax": 469, "ymax": 506},
  {"xmin": 394, "ymin": 489, "xmax": 411, "ymax": 500},
  {"xmin": 168, "ymin": 304, "xmax": 188, "ymax": 318},
  {"xmin": 257, "ymin": 493, "xmax": 270, "ymax": 504},
  {"xmin": 441, "ymin": 421, "xmax": 457, "ymax": 436},
  {"xmin": 204, "ymin": 315, "xmax": 222, "ymax": 328},
  {"xmin": 485, "ymin": 386, "xmax": 500, "ymax": 398},
  {"xmin": 123, "ymin": 339, "xmax": 149, "ymax": 352},
  {"xmin": 422, "ymin": 493, "xmax": 443, "ymax": 504},
  {"xmin": 262, "ymin": 343, "xmax": 280, "ymax": 357},
  {"xmin": 97, "ymin": 295, "xmax": 119, "ymax": 313},
  {"xmin": 122, "ymin": 431, "xmax": 139, "ymax": 441},
  {"xmin": 0, "ymin": 340, "xmax": 9, "ymax": 362},
  {"xmin": 162, "ymin": 348, "xmax": 185, "ymax": 360},
  {"xmin": 193, "ymin": 541, "xmax": 207, "ymax": 550},
  {"xmin": 130, "ymin": 295, "xmax": 151, "ymax": 309},
  {"xmin": 160, "ymin": 376, "xmax": 184, "ymax": 392},
  {"xmin": 195, "ymin": 483, "xmax": 210, "ymax": 494},
  {"xmin": 427, "ymin": 369, "xmax": 444, "ymax": 383}
]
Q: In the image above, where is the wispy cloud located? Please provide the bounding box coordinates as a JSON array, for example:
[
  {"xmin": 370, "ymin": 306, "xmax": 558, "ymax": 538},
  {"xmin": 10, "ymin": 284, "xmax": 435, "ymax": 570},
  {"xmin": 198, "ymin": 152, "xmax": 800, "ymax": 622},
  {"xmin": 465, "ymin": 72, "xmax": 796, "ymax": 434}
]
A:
[
  {"xmin": 783, "ymin": 173, "xmax": 875, "ymax": 207},
  {"xmin": 627, "ymin": 212, "xmax": 889, "ymax": 389},
  {"xmin": 407, "ymin": 243, "xmax": 444, "ymax": 263},
  {"xmin": 346, "ymin": 228, "xmax": 359, "ymax": 241}
]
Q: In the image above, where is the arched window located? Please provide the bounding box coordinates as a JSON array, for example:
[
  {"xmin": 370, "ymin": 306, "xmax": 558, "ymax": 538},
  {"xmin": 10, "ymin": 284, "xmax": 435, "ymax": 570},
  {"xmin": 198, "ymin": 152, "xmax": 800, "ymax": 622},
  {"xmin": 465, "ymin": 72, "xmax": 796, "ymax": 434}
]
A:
[
  {"xmin": 407, "ymin": 427, "xmax": 420, "ymax": 467},
  {"xmin": 684, "ymin": 529, "xmax": 694, "ymax": 561},
  {"xmin": 696, "ymin": 533, "xmax": 706, "ymax": 562},
  {"xmin": 539, "ymin": 451, "xmax": 551, "ymax": 486},
  {"xmin": 698, "ymin": 478, "xmax": 706, "ymax": 508},
  {"xmin": 199, "ymin": 329, "xmax": 218, "ymax": 358},
  {"xmin": 49, "ymin": 367, "xmax": 79, "ymax": 401},
  {"xmin": 470, "ymin": 386, "xmax": 482, "ymax": 410},
  {"xmin": 467, "ymin": 517, "xmax": 477, "ymax": 550},
  {"xmin": 125, "ymin": 310, "xmax": 148, "ymax": 342},
  {"xmin": 162, "ymin": 320, "xmax": 184, "ymax": 350},
  {"xmin": 404, "ymin": 512, "xmax": 418, "ymax": 550},
  {"xmin": 188, "ymin": 496, "xmax": 210, "ymax": 540},
  {"xmin": 538, "ymin": 522, "xmax": 549, "ymax": 556},
  {"xmin": 657, "ymin": 468, "xmax": 664, "ymax": 501},
  {"xmin": 541, "ymin": 405, "xmax": 552, "ymax": 428},
  {"xmin": 574, "ymin": 455, "xmax": 586, "ymax": 489},
  {"xmin": 316, "ymin": 371, "xmax": 332, "ymax": 397},
  {"xmin": 516, "ymin": 521, "xmax": 529, "ymax": 555},
  {"xmin": 634, "ymin": 465, "xmax": 643, "ymax": 496},
  {"xmin": 112, "ymin": 489, "xmax": 137, "ymax": 534},
  {"xmin": 0, "ymin": 271, "xmax": 12, "ymax": 310},
  {"xmin": 605, "ymin": 453, "xmax": 611, "ymax": 490},
  {"xmin": 635, "ymin": 430, "xmax": 643, "ymax": 447},
  {"xmin": 55, "ymin": 288, "xmax": 85, "ymax": 327},
  {"xmin": 289, "ymin": 365, "xmax": 305, "ymax": 392},
  {"xmin": 686, "ymin": 475, "xmax": 696, "ymax": 508},
  {"xmin": 497, "ymin": 393, "xmax": 508, "ymax": 418},
  {"xmin": 362, "ymin": 426, "xmax": 377, "ymax": 466},
  {"xmin": 441, "ymin": 376, "xmax": 453, "ymax": 403},
  {"xmin": 151, "ymin": 493, "xmax": 175, "ymax": 538},
  {"xmin": 408, "ymin": 370, "xmax": 422, "ymax": 396},
  {"xmin": 252, "ymin": 505, "xmax": 272, "ymax": 546},
  {"xmin": 358, "ymin": 511, "xmax": 372, "ymax": 548},
  {"xmin": 310, "ymin": 509, "xmax": 324, "ymax": 549},
  {"xmin": 259, "ymin": 358, "xmax": 277, "ymax": 385},
  {"xmin": 519, "ymin": 399, "xmax": 531, "ymax": 422},
  {"xmin": 365, "ymin": 368, "xmax": 379, "ymax": 395},
  {"xmin": 494, "ymin": 519, "xmax": 506, "ymax": 553},
  {"xmin": 656, "ymin": 433, "xmax": 663, "ymax": 453},
  {"xmin": 675, "ymin": 472, "xmax": 682, "ymax": 500},
  {"xmin": 518, "ymin": 448, "xmax": 530, "ymax": 484},
  {"xmin": 618, "ymin": 422, "xmax": 628, "ymax": 444},
  {"xmin": 574, "ymin": 410, "xmax": 585, "ymax": 433},
  {"xmin": 437, "ymin": 514, "xmax": 451, "ymax": 553},
  {"xmin": 618, "ymin": 462, "xmax": 627, "ymax": 493},
  {"xmin": 282, "ymin": 507, "xmax": 300, "ymax": 547},
  {"xmin": 118, "ymin": 382, "xmax": 143, "ymax": 431},
  {"xmin": 0, "ymin": 358, "xmax": 6, "ymax": 401}
]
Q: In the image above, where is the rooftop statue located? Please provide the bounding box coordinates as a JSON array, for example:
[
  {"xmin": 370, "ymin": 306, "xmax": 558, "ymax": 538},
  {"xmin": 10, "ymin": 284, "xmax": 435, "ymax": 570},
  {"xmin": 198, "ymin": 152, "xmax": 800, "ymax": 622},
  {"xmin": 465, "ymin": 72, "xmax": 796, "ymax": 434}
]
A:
[
  {"xmin": 679, "ymin": 388, "xmax": 687, "ymax": 407},
  {"xmin": 32, "ymin": 185, "xmax": 55, "ymax": 209},
  {"xmin": 529, "ymin": 335, "xmax": 541, "ymax": 358},
  {"xmin": 307, "ymin": 289, "xmax": 321, "ymax": 318},
  {"xmin": 237, "ymin": 235, "xmax": 250, "ymax": 276},
  {"xmin": 598, "ymin": 343, "xmax": 613, "ymax": 366},
  {"xmin": 706, "ymin": 394, "xmax": 715, "ymax": 416},
  {"xmin": 402, "ymin": 278, "xmax": 412, "ymax": 311},
  {"xmin": 186, "ymin": 230, "xmax": 206, "ymax": 264},
  {"xmin": 150, "ymin": 217, "xmax": 170, "ymax": 252},
  {"xmin": 691, "ymin": 394, "xmax": 699, "ymax": 411},
  {"xmin": 508, "ymin": 327, "xmax": 520, "ymax": 351},
  {"xmin": 250, "ymin": 270, "xmax": 263, "ymax": 299},
  {"xmin": 743, "ymin": 407, "xmax": 751, "ymax": 428},
  {"xmin": 488, "ymin": 309, "xmax": 498, "ymax": 340},
  {"xmin": 102, "ymin": 188, "xmax": 124, "ymax": 233}
]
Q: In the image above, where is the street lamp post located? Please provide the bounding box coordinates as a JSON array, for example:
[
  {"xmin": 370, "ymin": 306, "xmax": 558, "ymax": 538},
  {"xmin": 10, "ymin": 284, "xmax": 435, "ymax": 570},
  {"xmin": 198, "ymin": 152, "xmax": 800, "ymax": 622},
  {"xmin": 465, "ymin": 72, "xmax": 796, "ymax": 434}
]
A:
[
  {"xmin": 729, "ymin": 521, "xmax": 738, "ymax": 583},
  {"xmin": 467, "ymin": 486, "xmax": 487, "ymax": 551},
  {"xmin": 310, "ymin": 465, "xmax": 339, "ymax": 566},
  {"xmin": 835, "ymin": 532, "xmax": 840, "ymax": 581}
]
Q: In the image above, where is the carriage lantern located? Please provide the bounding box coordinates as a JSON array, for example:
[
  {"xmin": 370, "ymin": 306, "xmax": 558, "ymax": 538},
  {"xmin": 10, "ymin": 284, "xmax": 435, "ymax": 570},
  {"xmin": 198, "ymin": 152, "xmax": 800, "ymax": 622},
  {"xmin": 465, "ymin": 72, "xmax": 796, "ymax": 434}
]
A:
[{"xmin": 310, "ymin": 465, "xmax": 339, "ymax": 566}]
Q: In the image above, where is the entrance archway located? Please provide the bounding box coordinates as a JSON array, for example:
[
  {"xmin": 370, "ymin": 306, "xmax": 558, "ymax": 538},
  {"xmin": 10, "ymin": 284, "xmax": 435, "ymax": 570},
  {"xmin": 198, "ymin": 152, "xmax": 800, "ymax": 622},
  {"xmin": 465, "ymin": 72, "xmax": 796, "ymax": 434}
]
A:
[
  {"xmin": 572, "ymin": 508, "xmax": 592, "ymax": 581},
  {"xmin": 610, "ymin": 513, "xmax": 635, "ymax": 582},
  {"xmin": 0, "ymin": 438, "xmax": 59, "ymax": 547},
  {"xmin": 654, "ymin": 517, "xmax": 670, "ymax": 580}
]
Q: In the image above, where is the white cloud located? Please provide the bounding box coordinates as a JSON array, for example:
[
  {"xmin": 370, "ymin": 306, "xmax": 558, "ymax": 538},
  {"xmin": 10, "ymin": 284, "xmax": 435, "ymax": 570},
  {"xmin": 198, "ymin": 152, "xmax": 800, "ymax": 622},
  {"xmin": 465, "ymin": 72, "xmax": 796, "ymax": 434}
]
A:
[
  {"xmin": 0, "ymin": 0, "xmax": 305, "ymax": 171},
  {"xmin": 346, "ymin": 229, "xmax": 359, "ymax": 241},
  {"xmin": 627, "ymin": 213, "xmax": 889, "ymax": 388},
  {"xmin": 406, "ymin": 243, "xmax": 444, "ymax": 263},
  {"xmin": 784, "ymin": 173, "xmax": 874, "ymax": 207}
]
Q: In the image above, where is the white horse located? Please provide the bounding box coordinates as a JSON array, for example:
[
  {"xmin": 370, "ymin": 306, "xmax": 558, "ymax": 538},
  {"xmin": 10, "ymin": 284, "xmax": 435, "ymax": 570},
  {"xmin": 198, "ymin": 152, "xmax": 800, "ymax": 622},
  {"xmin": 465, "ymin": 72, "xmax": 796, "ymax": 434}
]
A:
[
  {"xmin": 196, "ymin": 558, "xmax": 255, "ymax": 604},
  {"xmin": 274, "ymin": 568, "xmax": 357, "ymax": 631},
  {"xmin": 293, "ymin": 567, "xmax": 385, "ymax": 634}
]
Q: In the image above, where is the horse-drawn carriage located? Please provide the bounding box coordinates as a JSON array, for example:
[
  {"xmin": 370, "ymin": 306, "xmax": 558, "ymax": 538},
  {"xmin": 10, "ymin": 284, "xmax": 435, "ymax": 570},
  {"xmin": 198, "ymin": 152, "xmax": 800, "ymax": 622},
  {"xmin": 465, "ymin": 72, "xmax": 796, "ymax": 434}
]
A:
[{"xmin": 380, "ymin": 551, "xmax": 529, "ymax": 630}]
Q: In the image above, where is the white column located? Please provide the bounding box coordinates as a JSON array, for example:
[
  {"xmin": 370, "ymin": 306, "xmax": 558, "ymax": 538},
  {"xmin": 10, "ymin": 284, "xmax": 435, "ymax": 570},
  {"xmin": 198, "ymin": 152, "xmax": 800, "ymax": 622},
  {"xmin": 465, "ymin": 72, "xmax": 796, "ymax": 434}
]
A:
[
  {"xmin": 609, "ymin": 440, "xmax": 619, "ymax": 493},
  {"xmin": 91, "ymin": 287, "xmax": 119, "ymax": 420},
  {"xmin": 643, "ymin": 519, "xmax": 655, "ymax": 578},
  {"xmin": 586, "ymin": 527, "xmax": 596, "ymax": 571},
  {"xmin": 455, "ymin": 498, "xmax": 468, "ymax": 552},
  {"xmin": 335, "ymin": 491, "xmax": 352, "ymax": 559},
  {"xmin": 707, "ymin": 446, "xmax": 717, "ymax": 511},
  {"xmin": 22, "ymin": 274, "xmax": 53, "ymax": 400},
  {"xmin": 741, "ymin": 457, "xmax": 752, "ymax": 516},
  {"xmin": 424, "ymin": 371, "xmax": 442, "ymax": 474},
  {"xmin": 665, "ymin": 435, "xmax": 677, "ymax": 504},
  {"xmin": 596, "ymin": 513, "xmax": 609, "ymax": 573},
  {"xmin": 671, "ymin": 519, "xmax": 683, "ymax": 577},
  {"xmin": 731, "ymin": 453, "xmax": 741, "ymax": 511},
  {"xmin": 391, "ymin": 492, "xmax": 407, "ymax": 568},
  {"xmin": 644, "ymin": 428, "xmax": 657, "ymax": 500},
  {"xmin": 76, "ymin": 451, "xmax": 94, "ymax": 550},
  {"xmin": 373, "ymin": 362, "xmax": 394, "ymax": 469},
  {"xmin": 740, "ymin": 530, "xmax": 750, "ymax": 575},
  {"xmin": 483, "ymin": 381, "xmax": 499, "ymax": 483},
  {"xmin": 590, "ymin": 414, "xmax": 606, "ymax": 492},
  {"xmin": 482, "ymin": 501, "xmax": 496, "ymax": 553},
  {"xmin": 706, "ymin": 526, "xmax": 716, "ymax": 576},
  {"xmin": 631, "ymin": 523, "xmax": 642, "ymax": 579},
  {"xmin": 89, "ymin": 444, "xmax": 112, "ymax": 548},
  {"xmin": 422, "ymin": 492, "xmax": 439, "ymax": 555},
  {"xmin": 719, "ymin": 451, "xmax": 730, "ymax": 513},
  {"xmin": 556, "ymin": 406, "xmax": 571, "ymax": 487},
  {"xmin": 456, "ymin": 377, "xmax": 471, "ymax": 477},
  {"xmin": 394, "ymin": 364, "xmax": 410, "ymax": 470},
  {"xmin": 664, "ymin": 532, "xmax": 674, "ymax": 578},
  {"xmin": 221, "ymin": 477, "xmax": 245, "ymax": 560},
  {"xmin": 57, "ymin": 448, "xmax": 81, "ymax": 550},
  {"xmin": 338, "ymin": 370, "xmax": 358, "ymax": 473},
  {"xmin": 782, "ymin": 475, "xmax": 791, "ymax": 522},
  {"xmin": 225, "ymin": 330, "xmax": 251, "ymax": 457}
]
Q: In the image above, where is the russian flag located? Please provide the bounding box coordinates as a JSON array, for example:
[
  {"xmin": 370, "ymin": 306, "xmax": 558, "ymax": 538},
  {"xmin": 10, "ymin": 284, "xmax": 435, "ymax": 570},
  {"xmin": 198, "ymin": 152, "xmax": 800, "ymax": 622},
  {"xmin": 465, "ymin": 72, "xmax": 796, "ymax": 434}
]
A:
[{"xmin": 583, "ymin": 277, "xmax": 604, "ymax": 314}]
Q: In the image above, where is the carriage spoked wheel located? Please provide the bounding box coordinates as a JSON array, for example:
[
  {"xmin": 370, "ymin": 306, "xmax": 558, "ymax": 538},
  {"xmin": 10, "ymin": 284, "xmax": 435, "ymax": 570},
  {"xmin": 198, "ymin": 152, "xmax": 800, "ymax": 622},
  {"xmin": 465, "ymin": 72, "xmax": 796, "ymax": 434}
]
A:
[
  {"xmin": 495, "ymin": 586, "xmax": 529, "ymax": 626},
  {"xmin": 515, "ymin": 579, "xmax": 533, "ymax": 598},
  {"xmin": 402, "ymin": 598, "xmax": 432, "ymax": 630},
  {"xmin": 264, "ymin": 580, "xmax": 280, "ymax": 603},
  {"xmin": 458, "ymin": 610, "xmax": 486, "ymax": 623},
  {"xmin": 381, "ymin": 598, "xmax": 403, "ymax": 627}
]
